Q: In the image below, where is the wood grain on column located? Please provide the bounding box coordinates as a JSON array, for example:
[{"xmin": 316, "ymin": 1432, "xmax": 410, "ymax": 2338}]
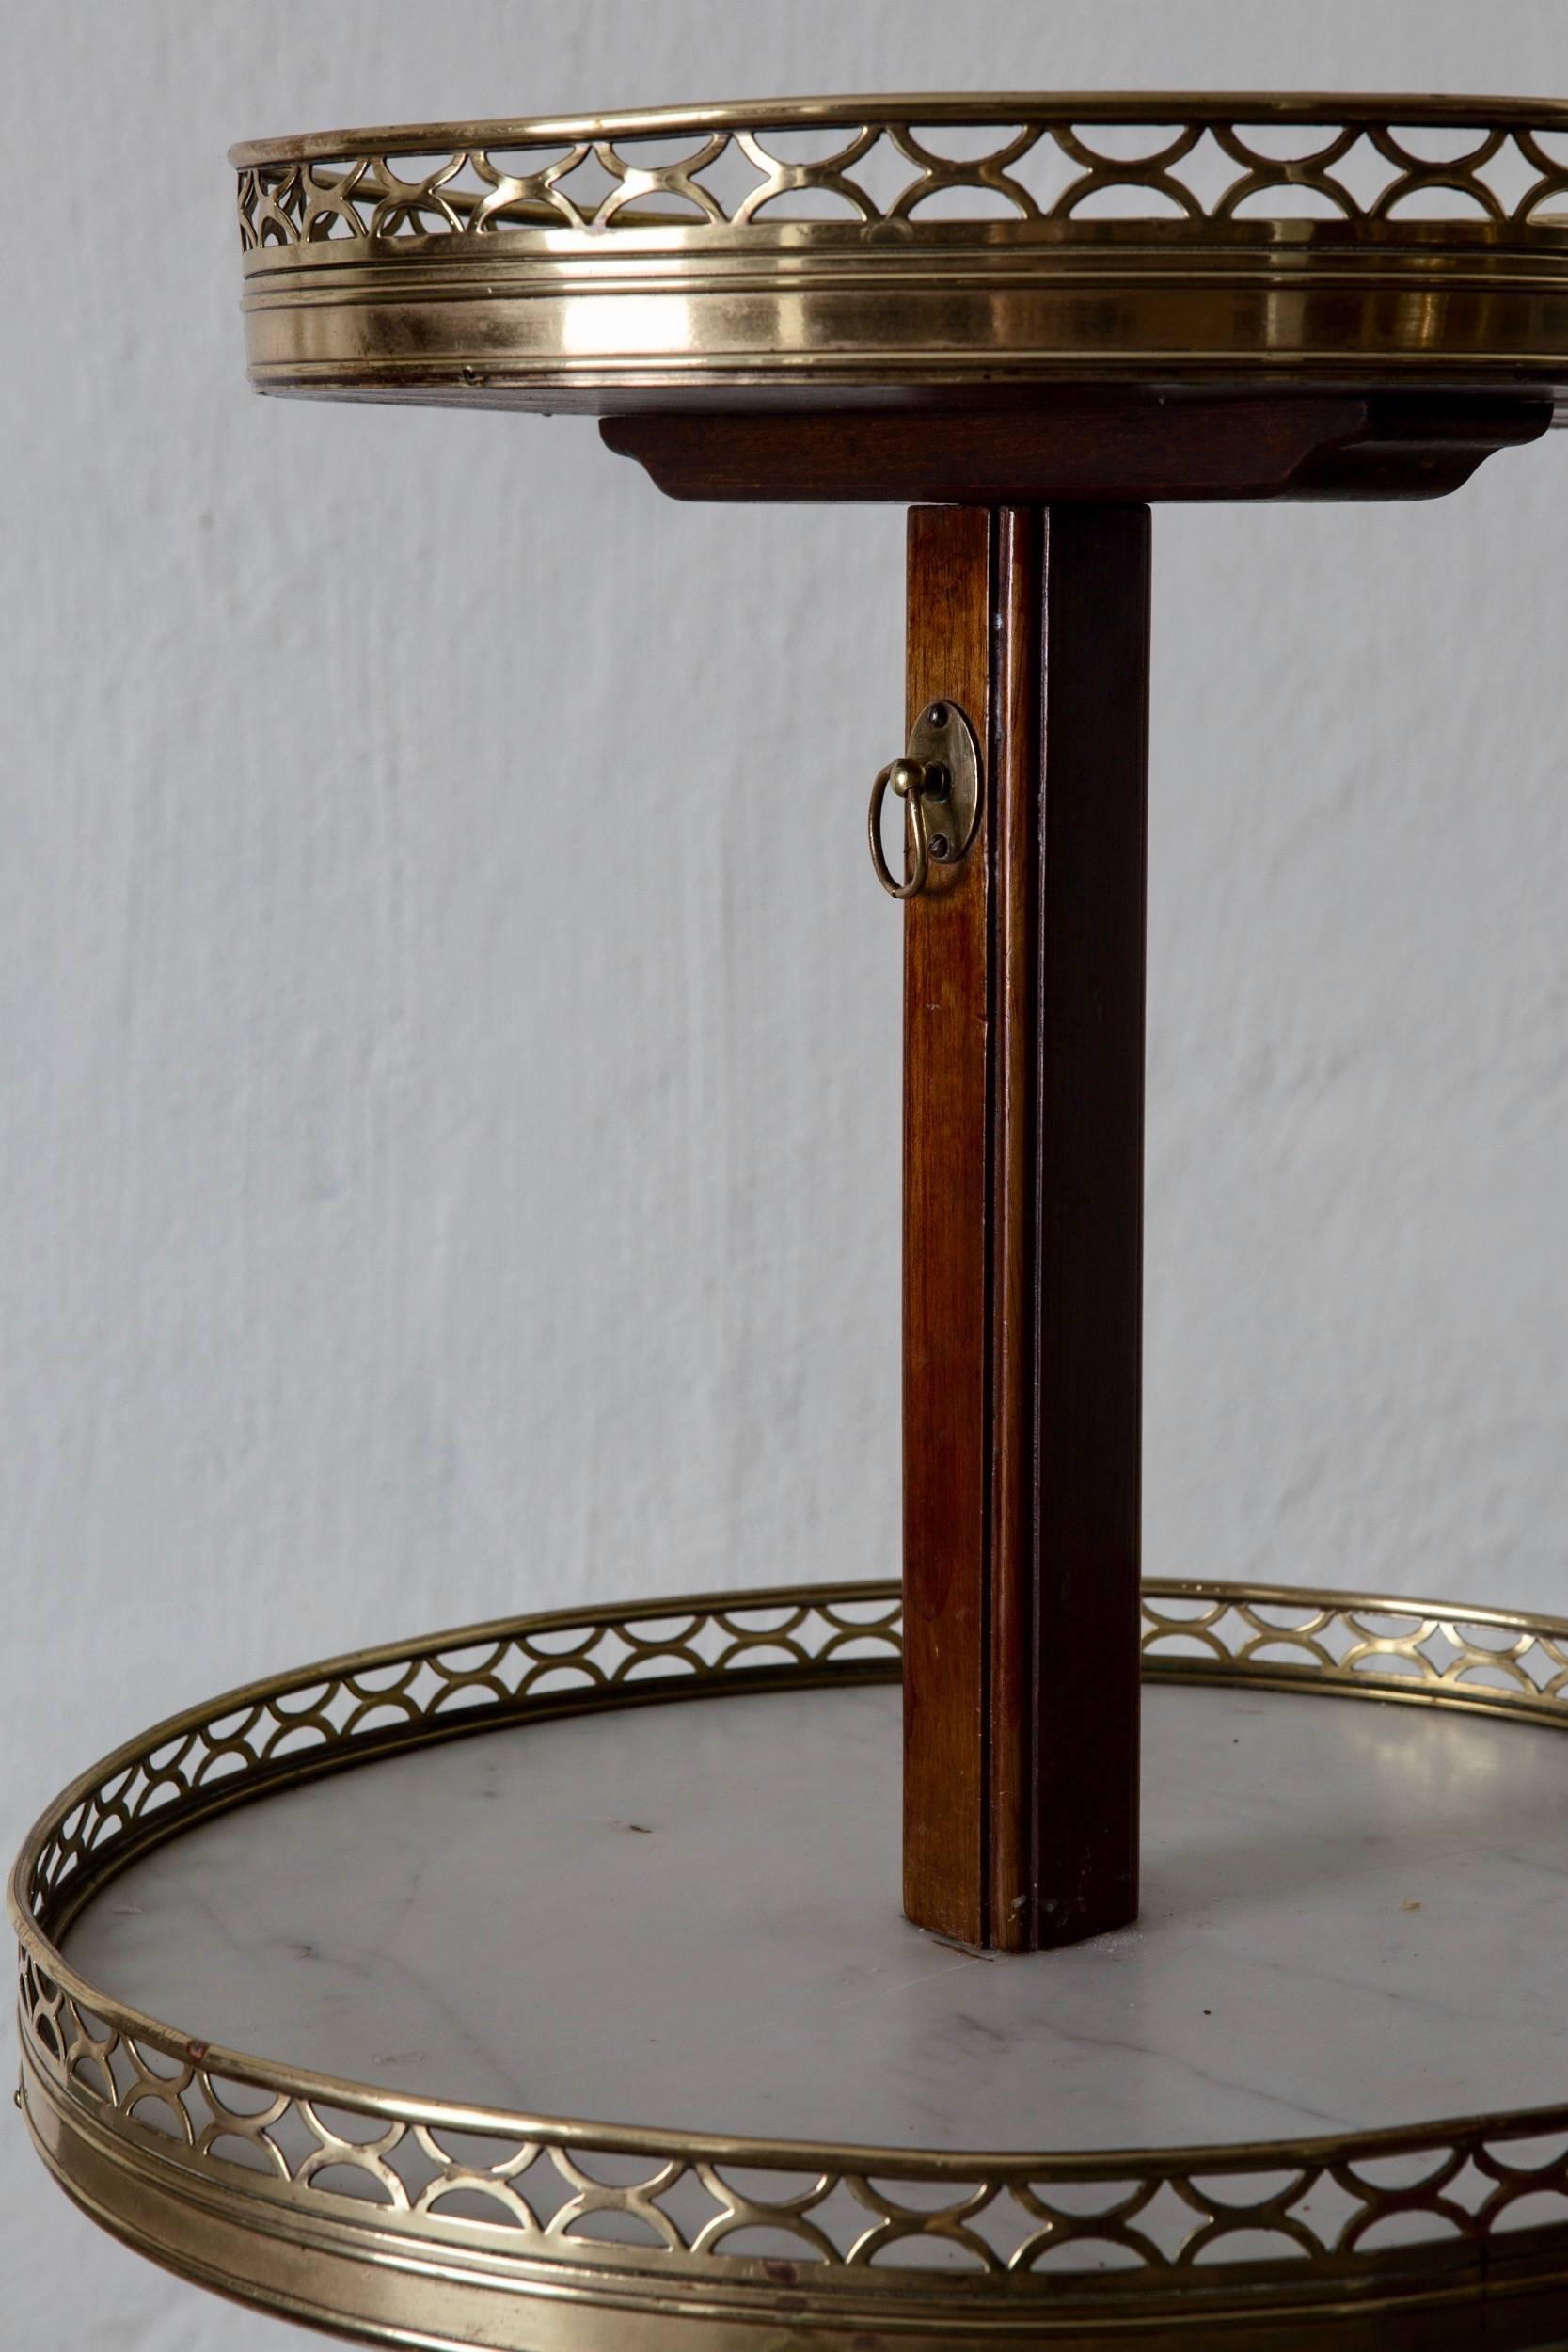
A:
[
  {"xmin": 902, "ymin": 505, "xmax": 993, "ymax": 1944},
  {"xmin": 986, "ymin": 507, "xmax": 1042, "ymax": 1947},
  {"xmin": 1031, "ymin": 505, "xmax": 1150, "ymax": 1949},
  {"xmin": 902, "ymin": 503, "xmax": 1150, "ymax": 1952}
]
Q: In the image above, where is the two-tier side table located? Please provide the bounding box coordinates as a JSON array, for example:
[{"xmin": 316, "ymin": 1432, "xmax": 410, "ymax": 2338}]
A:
[{"xmin": 13, "ymin": 94, "xmax": 1568, "ymax": 2350}]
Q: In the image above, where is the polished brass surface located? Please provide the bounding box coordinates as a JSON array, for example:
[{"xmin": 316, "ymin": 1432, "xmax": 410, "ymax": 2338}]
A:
[
  {"xmin": 14, "ymin": 1576, "xmax": 1568, "ymax": 2347},
  {"xmin": 231, "ymin": 96, "xmax": 1568, "ymax": 414},
  {"xmin": 867, "ymin": 697, "xmax": 981, "ymax": 898}
]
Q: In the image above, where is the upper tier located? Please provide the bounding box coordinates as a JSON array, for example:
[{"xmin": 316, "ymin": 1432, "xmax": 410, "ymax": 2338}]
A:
[{"xmin": 231, "ymin": 95, "xmax": 1568, "ymax": 414}]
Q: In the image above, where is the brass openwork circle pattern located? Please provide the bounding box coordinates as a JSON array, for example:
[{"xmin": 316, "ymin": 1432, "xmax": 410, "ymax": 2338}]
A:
[
  {"xmin": 232, "ymin": 95, "xmax": 1568, "ymax": 235},
  {"xmin": 13, "ymin": 1576, "xmax": 1568, "ymax": 2347},
  {"xmin": 230, "ymin": 95, "xmax": 1568, "ymax": 413}
]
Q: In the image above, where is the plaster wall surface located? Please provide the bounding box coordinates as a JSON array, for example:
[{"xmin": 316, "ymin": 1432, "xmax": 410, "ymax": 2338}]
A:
[{"xmin": 4, "ymin": 3, "xmax": 1567, "ymax": 2341}]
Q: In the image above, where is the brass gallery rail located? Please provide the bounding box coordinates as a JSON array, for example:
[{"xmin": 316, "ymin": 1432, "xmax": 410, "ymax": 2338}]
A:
[
  {"xmin": 232, "ymin": 94, "xmax": 1568, "ymax": 235},
  {"xmin": 12, "ymin": 1576, "xmax": 1568, "ymax": 2345},
  {"xmin": 230, "ymin": 97, "xmax": 1568, "ymax": 414}
]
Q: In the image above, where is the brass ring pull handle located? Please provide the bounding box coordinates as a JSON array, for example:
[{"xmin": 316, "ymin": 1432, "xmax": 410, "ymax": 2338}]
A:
[
  {"xmin": 867, "ymin": 757, "xmax": 943, "ymax": 898},
  {"xmin": 866, "ymin": 700, "xmax": 982, "ymax": 901}
]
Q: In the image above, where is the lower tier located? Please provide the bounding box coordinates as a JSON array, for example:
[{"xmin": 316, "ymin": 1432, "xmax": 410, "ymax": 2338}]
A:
[{"xmin": 13, "ymin": 1577, "xmax": 1568, "ymax": 2346}]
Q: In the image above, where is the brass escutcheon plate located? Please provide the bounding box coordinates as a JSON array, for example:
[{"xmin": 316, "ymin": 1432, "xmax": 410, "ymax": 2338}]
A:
[
  {"xmin": 908, "ymin": 695, "xmax": 981, "ymax": 876},
  {"xmin": 867, "ymin": 697, "xmax": 982, "ymax": 898}
]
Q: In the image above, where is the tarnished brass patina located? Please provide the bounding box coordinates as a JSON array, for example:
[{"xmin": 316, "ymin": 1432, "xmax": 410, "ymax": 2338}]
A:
[
  {"xmin": 231, "ymin": 96, "xmax": 1568, "ymax": 413},
  {"xmin": 14, "ymin": 1576, "xmax": 1568, "ymax": 2349},
  {"xmin": 867, "ymin": 697, "xmax": 981, "ymax": 898}
]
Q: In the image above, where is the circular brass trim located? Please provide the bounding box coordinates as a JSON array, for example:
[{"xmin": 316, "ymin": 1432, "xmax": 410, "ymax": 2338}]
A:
[
  {"xmin": 230, "ymin": 91, "xmax": 1568, "ymax": 170},
  {"xmin": 13, "ymin": 1577, "xmax": 1568, "ymax": 2346},
  {"xmin": 230, "ymin": 97, "xmax": 1568, "ymax": 412}
]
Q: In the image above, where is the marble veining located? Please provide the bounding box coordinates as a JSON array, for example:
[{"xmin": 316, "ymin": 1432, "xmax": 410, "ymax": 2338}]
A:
[{"xmin": 66, "ymin": 1680, "xmax": 1568, "ymax": 2151}]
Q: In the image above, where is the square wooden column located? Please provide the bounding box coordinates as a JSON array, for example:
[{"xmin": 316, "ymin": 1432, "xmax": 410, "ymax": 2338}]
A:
[
  {"xmin": 901, "ymin": 503, "xmax": 1151, "ymax": 1952},
  {"xmin": 603, "ymin": 391, "xmax": 1546, "ymax": 1957}
]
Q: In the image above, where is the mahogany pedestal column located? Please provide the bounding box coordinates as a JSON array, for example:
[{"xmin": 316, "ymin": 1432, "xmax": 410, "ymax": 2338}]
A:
[
  {"xmin": 899, "ymin": 502, "xmax": 1149, "ymax": 1951},
  {"xmin": 608, "ymin": 387, "xmax": 1549, "ymax": 1953}
]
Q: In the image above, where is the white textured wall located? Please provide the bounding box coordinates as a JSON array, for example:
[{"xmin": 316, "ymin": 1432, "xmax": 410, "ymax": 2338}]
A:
[{"xmin": 5, "ymin": 2, "xmax": 1567, "ymax": 2340}]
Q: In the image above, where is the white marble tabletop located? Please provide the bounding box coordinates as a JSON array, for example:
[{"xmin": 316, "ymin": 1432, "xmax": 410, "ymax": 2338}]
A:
[{"xmin": 67, "ymin": 1677, "xmax": 1568, "ymax": 2152}]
